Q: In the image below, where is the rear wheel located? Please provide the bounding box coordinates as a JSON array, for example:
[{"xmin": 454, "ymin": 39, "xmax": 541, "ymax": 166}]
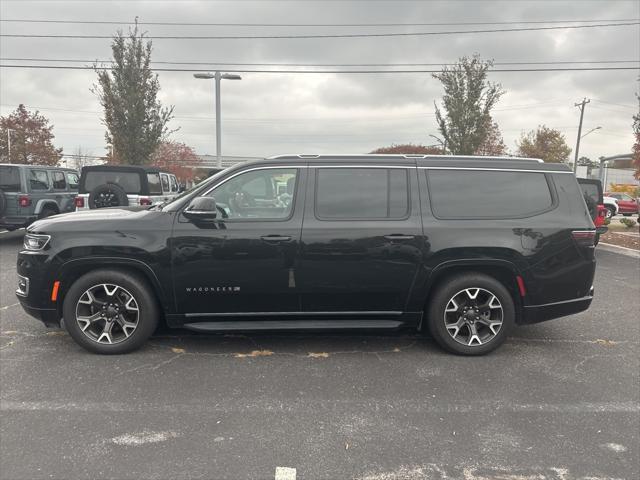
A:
[
  {"xmin": 63, "ymin": 269, "xmax": 159, "ymax": 354},
  {"xmin": 39, "ymin": 207, "xmax": 58, "ymax": 219},
  {"xmin": 426, "ymin": 273, "xmax": 515, "ymax": 355},
  {"xmin": 605, "ymin": 206, "xmax": 615, "ymax": 218}
]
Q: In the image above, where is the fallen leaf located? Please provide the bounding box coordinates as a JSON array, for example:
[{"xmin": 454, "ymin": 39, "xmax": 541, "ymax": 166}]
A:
[
  {"xmin": 171, "ymin": 347, "xmax": 186, "ymax": 353},
  {"xmin": 234, "ymin": 350, "xmax": 274, "ymax": 358},
  {"xmin": 594, "ymin": 339, "xmax": 617, "ymax": 346},
  {"xmin": 308, "ymin": 352, "xmax": 330, "ymax": 358},
  {"xmin": 45, "ymin": 331, "xmax": 67, "ymax": 336}
]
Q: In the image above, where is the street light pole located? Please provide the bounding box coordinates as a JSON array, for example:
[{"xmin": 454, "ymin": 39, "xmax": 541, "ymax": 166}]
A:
[
  {"xmin": 194, "ymin": 72, "xmax": 242, "ymax": 169},
  {"xmin": 7, "ymin": 128, "xmax": 14, "ymax": 163}
]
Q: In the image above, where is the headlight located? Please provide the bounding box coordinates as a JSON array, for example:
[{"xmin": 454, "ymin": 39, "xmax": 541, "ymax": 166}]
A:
[{"xmin": 23, "ymin": 234, "xmax": 51, "ymax": 251}]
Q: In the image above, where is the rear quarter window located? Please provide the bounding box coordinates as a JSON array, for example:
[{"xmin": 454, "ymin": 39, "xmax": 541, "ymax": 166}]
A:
[
  {"xmin": 0, "ymin": 166, "xmax": 21, "ymax": 191},
  {"xmin": 426, "ymin": 170, "xmax": 554, "ymax": 219}
]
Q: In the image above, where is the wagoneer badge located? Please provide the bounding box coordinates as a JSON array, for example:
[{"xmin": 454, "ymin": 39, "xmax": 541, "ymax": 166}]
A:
[{"xmin": 185, "ymin": 286, "xmax": 241, "ymax": 293}]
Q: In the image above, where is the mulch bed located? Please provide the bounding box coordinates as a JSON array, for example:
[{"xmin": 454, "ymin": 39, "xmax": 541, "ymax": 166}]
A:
[{"xmin": 600, "ymin": 230, "xmax": 640, "ymax": 250}]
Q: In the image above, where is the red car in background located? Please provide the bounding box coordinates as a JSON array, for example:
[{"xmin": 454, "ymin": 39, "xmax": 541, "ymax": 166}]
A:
[{"xmin": 605, "ymin": 192, "xmax": 639, "ymax": 216}]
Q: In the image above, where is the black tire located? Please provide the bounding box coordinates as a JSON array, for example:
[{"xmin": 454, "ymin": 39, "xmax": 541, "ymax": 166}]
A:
[
  {"xmin": 426, "ymin": 273, "xmax": 515, "ymax": 355},
  {"xmin": 0, "ymin": 189, "xmax": 6, "ymax": 216},
  {"xmin": 605, "ymin": 206, "xmax": 615, "ymax": 219},
  {"xmin": 62, "ymin": 269, "xmax": 159, "ymax": 354},
  {"xmin": 89, "ymin": 182, "xmax": 128, "ymax": 209},
  {"xmin": 39, "ymin": 206, "xmax": 58, "ymax": 219}
]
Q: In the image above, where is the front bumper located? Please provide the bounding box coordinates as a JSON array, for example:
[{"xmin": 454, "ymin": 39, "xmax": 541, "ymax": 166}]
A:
[
  {"xmin": 521, "ymin": 286, "xmax": 594, "ymax": 324},
  {"xmin": 18, "ymin": 302, "xmax": 60, "ymax": 328},
  {"xmin": 15, "ymin": 251, "xmax": 61, "ymax": 327},
  {"xmin": 0, "ymin": 216, "xmax": 35, "ymax": 230}
]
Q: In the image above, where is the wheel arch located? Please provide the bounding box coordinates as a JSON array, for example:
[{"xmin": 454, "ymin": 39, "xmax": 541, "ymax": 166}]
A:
[
  {"xmin": 419, "ymin": 259, "xmax": 524, "ymax": 329},
  {"xmin": 55, "ymin": 257, "xmax": 169, "ymax": 321},
  {"xmin": 34, "ymin": 199, "xmax": 60, "ymax": 215}
]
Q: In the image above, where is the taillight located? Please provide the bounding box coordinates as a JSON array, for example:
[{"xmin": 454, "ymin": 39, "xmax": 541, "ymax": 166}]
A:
[
  {"xmin": 139, "ymin": 197, "xmax": 152, "ymax": 206},
  {"xmin": 74, "ymin": 197, "xmax": 85, "ymax": 208},
  {"xmin": 572, "ymin": 230, "xmax": 596, "ymax": 247},
  {"xmin": 18, "ymin": 195, "xmax": 31, "ymax": 207}
]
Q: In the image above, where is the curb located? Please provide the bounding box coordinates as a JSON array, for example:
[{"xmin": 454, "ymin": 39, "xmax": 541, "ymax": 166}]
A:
[{"xmin": 598, "ymin": 242, "xmax": 640, "ymax": 258}]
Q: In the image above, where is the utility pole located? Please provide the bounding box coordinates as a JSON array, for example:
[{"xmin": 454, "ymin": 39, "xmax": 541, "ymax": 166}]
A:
[
  {"xmin": 7, "ymin": 128, "xmax": 14, "ymax": 163},
  {"xmin": 573, "ymin": 98, "xmax": 590, "ymax": 173}
]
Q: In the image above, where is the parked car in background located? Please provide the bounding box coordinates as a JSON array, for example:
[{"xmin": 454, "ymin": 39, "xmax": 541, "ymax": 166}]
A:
[
  {"xmin": 17, "ymin": 155, "xmax": 596, "ymax": 356},
  {"xmin": 577, "ymin": 178, "xmax": 607, "ymax": 244},
  {"xmin": 74, "ymin": 165, "xmax": 180, "ymax": 210},
  {"xmin": 604, "ymin": 191, "xmax": 639, "ymax": 216},
  {"xmin": 602, "ymin": 195, "xmax": 619, "ymax": 218},
  {"xmin": 0, "ymin": 163, "xmax": 79, "ymax": 231}
]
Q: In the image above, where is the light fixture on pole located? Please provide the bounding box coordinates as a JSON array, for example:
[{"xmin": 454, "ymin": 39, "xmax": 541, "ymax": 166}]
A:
[
  {"xmin": 581, "ymin": 126, "xmax": 602, "ymax": 139},
  {"xmin": 194, "ymin": 72, "xmax": 242, "ymax": 168}
]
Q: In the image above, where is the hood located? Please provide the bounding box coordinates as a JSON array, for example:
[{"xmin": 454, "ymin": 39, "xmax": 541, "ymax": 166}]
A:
[{"xmin": 27, "ymin": 207, "xmax": 162, "ymax": 233}]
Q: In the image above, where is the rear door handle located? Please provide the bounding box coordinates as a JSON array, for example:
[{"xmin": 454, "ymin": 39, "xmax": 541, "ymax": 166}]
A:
[
  {"xmin": 384, "ymin": 234, "xmax": 415, "ymax": 241},
  {"xmin": 260, "ymin": 235, "xmax": 292, "ymax": 243}
]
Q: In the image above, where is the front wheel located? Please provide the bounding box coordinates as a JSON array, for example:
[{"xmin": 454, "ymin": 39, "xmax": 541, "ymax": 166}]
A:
[
  {"xmin": 605, "ymin": 207, "xmax": 615, "ymax": 219},
  {"xmin": 63, "ymin": 269, "xmax": 159, "ymax": 354},
  {"xmin": 426, "ymin": 273, "xmax": 515, "ymax": 355}
]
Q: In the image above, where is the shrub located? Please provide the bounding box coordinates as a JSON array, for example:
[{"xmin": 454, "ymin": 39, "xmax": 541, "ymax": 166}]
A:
[{"xmin": 619, "ymin": 217, "xmax": 637, "ymax": 228}]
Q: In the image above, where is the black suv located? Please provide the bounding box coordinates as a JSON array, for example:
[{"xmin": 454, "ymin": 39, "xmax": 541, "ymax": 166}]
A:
[{"xmin": 16, "ymin": 155, "xmax": 596, "ymax": 355}]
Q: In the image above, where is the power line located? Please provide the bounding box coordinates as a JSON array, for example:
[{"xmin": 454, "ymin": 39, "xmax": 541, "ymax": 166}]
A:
[
  {"xmin": 1, "ymin": 22, "xmax": 638, "ymax": 39},
  {"xmin": 2, "ymin": 57, "xmax": 637, "ymax": 67},
  {"xmin": 1, "ymin": 18, "xmax": 636, "ymax": 27},
  {"xmin": 1, "ymin": 65, "xmax": 638, "ymax": 73}
]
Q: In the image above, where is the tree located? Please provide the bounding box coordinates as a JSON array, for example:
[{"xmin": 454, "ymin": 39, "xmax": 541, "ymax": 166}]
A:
[
  {"xmin": 516, "ymin": 125, "xmax": 572, "ymax": 163},
  {"xmin": 150, "ymin": 141, "xmax": 201, "ymax": 182},
  {"xmin": 93, "ymin": 23, "xmax": 174, "ymax": 165},
  {"xmin": 67, "ymin": 146, "xmax": 99, "ymax": 170},
  {"xmin": 475, "ymin": 118, "xmax": 507, "ymax": 156},
  {"xmin": 370, "ymin": 143, "xmax": 444, "ymax": 155},
  {"xmin": 633, "ymin": 93, "xmax": 640, "ymax": 179},
  {"xmin": 432, "ymin": 55, "xmax": 505, "ymax": 155},
  {"xmin": 0, "ymin": 104, "xmax": 63, "ymax": 165}
]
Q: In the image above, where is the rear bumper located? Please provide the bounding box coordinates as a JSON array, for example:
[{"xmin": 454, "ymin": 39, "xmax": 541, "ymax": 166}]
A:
[{"xmin": 520, "ymin": 287, "xmax": 594, "ymax": 324}]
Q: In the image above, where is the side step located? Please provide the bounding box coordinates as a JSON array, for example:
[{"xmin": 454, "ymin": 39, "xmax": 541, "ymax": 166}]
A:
[{"xmin": 183, "ymin": 320, "xmax": 404, "ymax": 333}]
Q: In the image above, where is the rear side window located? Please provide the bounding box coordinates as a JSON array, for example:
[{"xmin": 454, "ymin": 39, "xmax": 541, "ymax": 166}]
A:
[
  {"xmin": 84, "ymin": 171, "xmax": 141, "ymax": 194},
  {"xmin": 579, "ymin": 182, "xmax": 601, "ymax": 203},
  {"xmin": 52, "ymin": 171, "xmax": 67, "ymax": 190},
  {"xmin": 427, "ymin": 170, "xmax": 553, "ymax": 219},
  {"xmin": 147, "ymin": 173, "xmax": 162, "ymax": 195},
  {"xmin": 0, "ymin": 166, "xmax": 21, "ymax": 191},
  {"xmin": 160, "ymin": 174, "xmax": 170, "ymax": 193},
  {"xmin": 170, "ymin": 175, "xmax": 179, "ymax": 193},
  {"xmin": 29, "ymin": 170, "xmax": 50, "ymax": 190},
  {"xmin": 316, "ymin": 168, "xmax": 409, "ymax": 219}
]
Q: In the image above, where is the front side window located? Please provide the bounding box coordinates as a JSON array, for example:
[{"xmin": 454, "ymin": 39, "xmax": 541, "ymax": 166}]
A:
[
  {"xmin": 170, "ymin": 175, "xmax": 179, "ymax": 193},
  {"xmin": 52, "ymin": 171, "xmax": 67, "ymax": 190},
  {"xmin": 29, "ymin": 170, "xmax": 49, "ymax": 190},
  {"xmin": 66, "ymin": 172, "xmax": 79, "ymax": 189},
  {"xmin": 147, "ymin": 173, "xmax": 162, "ymax": 195},
  {"xmin": 160, "ymin": 174, "xmax": 170, "ymax": 193},
  {"xmin": 208, "ymin": 168, "xmax": 297, "ymax": 220},
  {"xmin": 315, "ymin": 168, "xmax": 409, "ymax": 220},
  {"xmin": 427, "ymin": 170, "xmax": 553, "ymax": 219}
]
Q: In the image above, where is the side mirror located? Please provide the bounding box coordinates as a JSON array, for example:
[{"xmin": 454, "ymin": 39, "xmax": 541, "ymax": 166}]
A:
[{"xmin": 184, "ymin": 196, "xmax": 217, "ymax": 221}]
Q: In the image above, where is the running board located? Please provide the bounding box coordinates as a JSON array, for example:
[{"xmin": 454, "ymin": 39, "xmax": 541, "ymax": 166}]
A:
[{"xmin": 182, "ymin": 320, "xmax": 404, "ymax": 333}]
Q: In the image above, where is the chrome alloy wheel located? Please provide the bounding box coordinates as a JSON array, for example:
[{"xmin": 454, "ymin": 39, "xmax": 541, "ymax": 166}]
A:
[
  {"xmin": 443, "ymin": 288, "xmax": 504, "ymax": 347},
  {"xmin": 75, "ymin": 284, "xmax": 140, "ymax": 345}
]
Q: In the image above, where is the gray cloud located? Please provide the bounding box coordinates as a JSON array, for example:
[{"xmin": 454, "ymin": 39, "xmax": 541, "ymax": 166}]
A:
[{"xmin": 1, "ymin": 0, "xmax": 638, "ymax": 160}]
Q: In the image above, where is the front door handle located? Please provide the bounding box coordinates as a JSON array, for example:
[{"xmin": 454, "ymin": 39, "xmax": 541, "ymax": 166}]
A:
[
  {"xmin": 384, "ymin": 234, "xmax": 415, "ymax": 241},
  {"xmin": 260, "ymin": 235, "xmax": 292, "ymax": 243}
]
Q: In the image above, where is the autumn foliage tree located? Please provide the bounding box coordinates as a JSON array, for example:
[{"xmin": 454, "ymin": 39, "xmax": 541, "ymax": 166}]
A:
[
  {"xmin": 370, "ymin": 144, "xmax": 444, "ymax": 155},
  {"xmin": 0, "ymin": 104, "xmax": 63, "ymax": 165},
  {"xmin": 150, "ymin": 141, "xmax": 201, "ymax": 182},
  {"xmin": 433, "ymin": 55, "xmax": 505, "ymax": 155},
  {"xmin": 475, "ymin": 118, "xmax": 507, "ymax": 156},
  {"xmin": 516, "ymin": 125, "xmax": 571, "ymax": 163},
  {"xmin": 93, "ymin": 23, "xmax": 174, "ymax": 165}
]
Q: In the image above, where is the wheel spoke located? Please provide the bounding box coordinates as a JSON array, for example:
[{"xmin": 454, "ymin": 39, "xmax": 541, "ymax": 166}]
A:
[
  {"xmin": 77, "ymin": 312, "xmax": 103, "ymax": 331},
  {"xmin": 445, "ymin": 317, "xmax": 466, "ymax": 338},
  {"xmin": 103, "ymin": 284, "xmax": 119, "ymax": 297},
  {"xmin": 467, "ymin": 323, "xmax": 482, "ymax": 346},
  {"xmin": 124, "ymin": 296, "xmax": 138, "ymax": 312},
  {"xmin": 445, "ymin": 298, "xmax": 459, "ymax": 313},
  {"xmin": 115, "ymin": 314, "xmax": 137, "ymax": 337},
  {"xmin": 464, "ymin": 288, "xmax": 480, "ymax": 300}
]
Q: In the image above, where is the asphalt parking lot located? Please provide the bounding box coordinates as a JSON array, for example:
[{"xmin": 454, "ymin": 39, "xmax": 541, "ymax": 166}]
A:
[{"xmin": 1, "ymin": 229, "xmax": 638, "ymax": 480}]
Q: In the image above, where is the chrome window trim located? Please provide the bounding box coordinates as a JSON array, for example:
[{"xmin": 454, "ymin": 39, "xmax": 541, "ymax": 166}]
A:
[{"xmin": 202, "ymin": 165, "xmax": 306, "ymax": 197}]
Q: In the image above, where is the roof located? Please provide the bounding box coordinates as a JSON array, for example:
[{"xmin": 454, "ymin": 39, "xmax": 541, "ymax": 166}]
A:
[
  {"xmin": 0, "ymin": 163, "xmax": 78, "ymax": 172},
  {"xmin": 80, "ymin": 164, "xmax": 171, "ymax": 174}
]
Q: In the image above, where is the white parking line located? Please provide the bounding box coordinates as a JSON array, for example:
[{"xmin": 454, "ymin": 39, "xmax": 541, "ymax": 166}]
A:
[{"xmin": 274, "ymin": 467, "xmax": 296, "ymax": 480}]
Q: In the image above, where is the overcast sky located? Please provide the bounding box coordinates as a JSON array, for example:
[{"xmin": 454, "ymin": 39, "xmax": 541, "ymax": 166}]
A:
[{"xmin": 1, "ymin": 0, "xmax": 638, "ymax": 161}]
